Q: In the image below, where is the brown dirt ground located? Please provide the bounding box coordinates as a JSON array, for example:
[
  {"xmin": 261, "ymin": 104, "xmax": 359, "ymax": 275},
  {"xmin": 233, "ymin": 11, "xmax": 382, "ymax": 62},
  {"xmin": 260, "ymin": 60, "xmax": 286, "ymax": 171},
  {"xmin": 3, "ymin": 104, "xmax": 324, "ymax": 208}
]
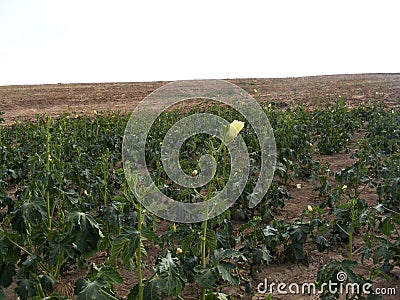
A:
[
  {"xmin": 1, "ymin": 74, "xmax": 399, "ymax": 299},
  {"xmin": 1, "ymin": 74, "xmax": 399, "ymax": 124}
]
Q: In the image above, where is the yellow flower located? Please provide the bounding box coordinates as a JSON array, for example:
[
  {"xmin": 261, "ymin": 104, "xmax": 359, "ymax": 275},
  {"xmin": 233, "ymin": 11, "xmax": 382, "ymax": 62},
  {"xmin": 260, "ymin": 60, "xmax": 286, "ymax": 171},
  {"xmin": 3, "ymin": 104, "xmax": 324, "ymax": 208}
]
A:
[
  {"xmin": 191, "ymin": 170, "xmax": 198, "ymax": 176},
  {"xmin": 176, "ymin": 248, "xmax": 183, "ymax": 255},
  {"xmin": 342, "ymin": 185, "xmax": 347, "ymax": 190},
  {"xmin": 226, "ymin": 120, "xmax": 245, "ymax": 142},
  {"xmin": 307, "ymin": 205, "xmax": 313, "ymax": 212}
]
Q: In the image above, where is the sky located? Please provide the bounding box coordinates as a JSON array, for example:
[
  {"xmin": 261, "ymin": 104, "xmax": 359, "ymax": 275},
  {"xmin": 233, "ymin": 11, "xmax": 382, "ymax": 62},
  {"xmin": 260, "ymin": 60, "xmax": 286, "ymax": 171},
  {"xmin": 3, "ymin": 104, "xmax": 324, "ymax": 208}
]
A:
[{"xmin": 0, "ymin": 0, "xmax": 399, "ymax": 85}]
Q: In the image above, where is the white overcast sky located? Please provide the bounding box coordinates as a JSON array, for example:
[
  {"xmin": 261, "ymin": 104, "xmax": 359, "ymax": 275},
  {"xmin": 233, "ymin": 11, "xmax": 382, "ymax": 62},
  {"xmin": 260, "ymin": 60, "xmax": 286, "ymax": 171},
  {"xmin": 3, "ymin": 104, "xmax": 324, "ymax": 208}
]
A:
[{"xmin": 0, "ymin": 0, "xmax": 399, "ymax": 85}]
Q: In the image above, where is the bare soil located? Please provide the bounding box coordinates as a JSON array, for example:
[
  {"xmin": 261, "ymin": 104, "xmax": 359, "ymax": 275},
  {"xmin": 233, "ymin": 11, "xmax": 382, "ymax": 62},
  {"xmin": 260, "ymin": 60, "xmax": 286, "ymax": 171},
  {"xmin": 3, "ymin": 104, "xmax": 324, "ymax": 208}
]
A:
[
  {"xmin": 1, "ymin": 74, "xmax": 399, "ymax": 299},
  {"xmin": 1, "ymin": 74, "xmax": 399, "ymax": 124}
]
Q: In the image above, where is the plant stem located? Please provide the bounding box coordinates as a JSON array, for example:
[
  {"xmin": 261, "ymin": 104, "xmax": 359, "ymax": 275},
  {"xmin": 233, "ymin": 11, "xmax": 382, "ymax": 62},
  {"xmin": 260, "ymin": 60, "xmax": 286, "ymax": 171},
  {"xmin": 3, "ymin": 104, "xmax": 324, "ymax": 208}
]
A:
[
  {"xmin": 348, "ymin": 228, "xmax": 353, "ymax": 260},
  {"xmin": 349, "ymin": 198, "xmax": 356, "ymax": 260},
  {"xmin": 382, "ymin": 205, "xmax": 400, "ymax": 215},
  {"xmin": 201, "ymin": 175, "xmax": 215, "ymax": 268},
  {"xmin": 137, "ymin": 200, "xmax": 144, "ymax": 300},
  {"xmin": 7, "ymin": 237, "xmax": 50, "ymax": 275},
  {"xmin": 100, "ymin": 289, "xmax": 120, "ymax": 300},
  {"xmin": 45, "ymin": 117, "xmax": 52, "ymax": 232},
  {"xmin": 335, "ymin": 224, "xmax": 349, "ymax": 236},
  {"xmin": 200, "ymin": 143, "xmax": 223, "ymax": 300},
  {"xmin": 54, "ymin": 255, "xmax": 68, "ymax": 280},
  {"xmin": 103, "ymin": 149, "xmax": 109, "ymax": 207}
]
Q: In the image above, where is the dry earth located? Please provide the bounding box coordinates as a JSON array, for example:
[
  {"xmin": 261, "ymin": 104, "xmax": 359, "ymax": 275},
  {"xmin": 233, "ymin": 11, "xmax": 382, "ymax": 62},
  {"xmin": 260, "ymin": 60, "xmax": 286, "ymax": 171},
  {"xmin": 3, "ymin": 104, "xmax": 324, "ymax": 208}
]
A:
[{"xmin": 1, "ymin": 74, "xmax": 399, "ymax": 124}]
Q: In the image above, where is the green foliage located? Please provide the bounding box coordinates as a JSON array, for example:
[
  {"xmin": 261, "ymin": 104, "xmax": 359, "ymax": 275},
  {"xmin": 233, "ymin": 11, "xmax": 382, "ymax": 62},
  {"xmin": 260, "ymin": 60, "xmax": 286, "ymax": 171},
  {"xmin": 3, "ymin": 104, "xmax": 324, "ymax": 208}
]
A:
[
  {"xmin": 194, "ymin": 249, "xmax": 244, "ymax": 289},
  {"xmin": 153, "ymin": 252, "xmax": 186, "ymax": 296},
  {"xmin": 0, "ymin": 102, "xmax": 398, "ymax": 299},
  {"xmin": 0, "ymin": 231, "xmax": 18, "ymax": 288},
  {"xmin": 126, "ymin": 251, "xmax": 187, "ymax": 300},
  {"xmin": 315, "ymin": 260, "xmax": 379, "ymax": 300},
  {"xmin": 313, "ymin": 100, "xmax": 361, "ymax": 154},
  {"xmin": 68, "ymin": 211, "xmax": 104, "ymax": 256},
  {"xmin": 127, "ymin": 280, "xmax": 159, "ymax": 300},
  {"xmin": 75, "ymin": 264, "xmax": 122, "ymax": 300},
  {"xmin": 239, "ymin": 217, "xmax": 272, "ymax": 275},
  {"xmin": 16, "ymin": 273, "xmax": 38, "ymax": 300},
  {"xmin": 110, "ymin": 227, "xmax": 159, "ymax": 271}
]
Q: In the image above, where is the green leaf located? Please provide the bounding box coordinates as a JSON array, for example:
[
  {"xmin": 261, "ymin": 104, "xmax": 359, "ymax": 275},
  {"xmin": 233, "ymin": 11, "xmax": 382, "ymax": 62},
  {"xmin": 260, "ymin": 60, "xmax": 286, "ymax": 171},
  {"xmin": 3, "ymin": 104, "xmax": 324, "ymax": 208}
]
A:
[
  {"xmin": 0, "ymin": 262, "xmax": 15, "ymax": 288},
  {"xmin": 262, "ymin": 226, "xmax": 278, "ymax": 237},
  {"xmin": 0, "ymin": 231, "xmax": 19, "ymax": 265},
  {"xmin": 217, "ymin": 219, "xmax": 236, "ymax": 249},
  {"xmin": 110, "ymin": 229, "xmax": 140, "ymax": 270},
  {"xmin": 341, "ymin": 260, "xmax": 358, "ymax": 283},
  {"xmin": 102, "ymin": 204, "xmax": 121, "ymax": 228},
  {"xmin": 141, "ymin": 228, "xmax": 162, "ymax": 245},
  {"xmin": 289, "ymin": 223, "xmax": 310, "ymax": 243},
  {"xmin": 205, "ymin": 292, "xmax": 231, "ymax": 300},
  {"xmin": 212, "ymin": 248, "xmax": 244, "ymax": 264},
  {"xmin": 262, "ymin": 208, "xmax": 274, "ymax": 224},
  {"xmin": 75, "ymin": 278, "xmax": 109, "ymax": 300},
  {"xmin": 22, "ymin": 254, "xmax": 37, "ymax": 267},
  {"xmin": 206, "ymin": 230, "xmax": 217, "ymax": 252},
  {"xmin": 314, "ymin": 236, "xmax": 330, "ymax": 252},
  {"xmin": 253, "ymin": 246, "xmax": 272, "ymax": 264},
  {"xmin": 216, "ymin": 262, "xmax": 239, "ymax": 285},
  {"xmin": 379, "ymin": 218, "xmax": 394, "ymax": 236},
  {"xmin": 154, "ymin": 252, "xmax": 185, "ymax": 296},
  {"xmin": 49, "ymin": 237, "xmax": 74, "ymax": 266},
  {"xmin": 0, "ymin": 232, "xmax": 7, "ymax": 259},
  {"xmin": 284, "ymin": 242, "xmax": 304, "ymax": 262},
  {"xmin": 75, "ymin": 264, "xmax": 121, "ymax": 299},
  {"xmin": 68, "ymin": 211, "xmax": 104, "ymax": 255},
  {"xmin": 130, "ymin": 282, "xmax": 158, "ymax": 300},
  {"xmin": 182, "ymin": 231, "xmax": 201, "ymax": 256},
  {"xmin": 143, "ymin": 280, "xmax": 160, "ymax": 300},
  {"xmin": 39, "ymin": 274, "xmax": 55, "ymax": 293},
  {"xmin": 110, "ymin": 236, "xmax": 128, "ymax": 262},
  {"xmin": 393, "ymin": 213, "xmax": 400, "ymax": 225},
  {"xmin": 97, "ymin": 265, "xmax": 123, "ymax": 285},
  {"xmin": 194, "ymin": 266, "xmax": 217, "ymax": 289},
  {"xmin": 16, "ymin": 275, "xmax": 38, "ymax": 300},
  {"xmin": 55, "ymin": 187, "xmax": 80, "ymax": 206},
  {"xmin": 127, "ymin": 284, "xmax": 139, "ymax": 300},
  {"xmin": 11, "ymin": 198, "xmax": 46, "ymax": 234},
  {"xmin": 128, "ymin": 281, "xmax": 160, "ymax": 300}
]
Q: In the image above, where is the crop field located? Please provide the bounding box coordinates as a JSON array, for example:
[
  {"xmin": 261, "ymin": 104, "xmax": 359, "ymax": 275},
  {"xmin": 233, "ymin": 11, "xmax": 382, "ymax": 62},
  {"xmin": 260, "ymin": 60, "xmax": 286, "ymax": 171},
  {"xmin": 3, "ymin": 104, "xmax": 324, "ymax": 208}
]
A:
[{"xmin": 0, "ymin": 74, "xmax": 399, "ymax": 299}]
